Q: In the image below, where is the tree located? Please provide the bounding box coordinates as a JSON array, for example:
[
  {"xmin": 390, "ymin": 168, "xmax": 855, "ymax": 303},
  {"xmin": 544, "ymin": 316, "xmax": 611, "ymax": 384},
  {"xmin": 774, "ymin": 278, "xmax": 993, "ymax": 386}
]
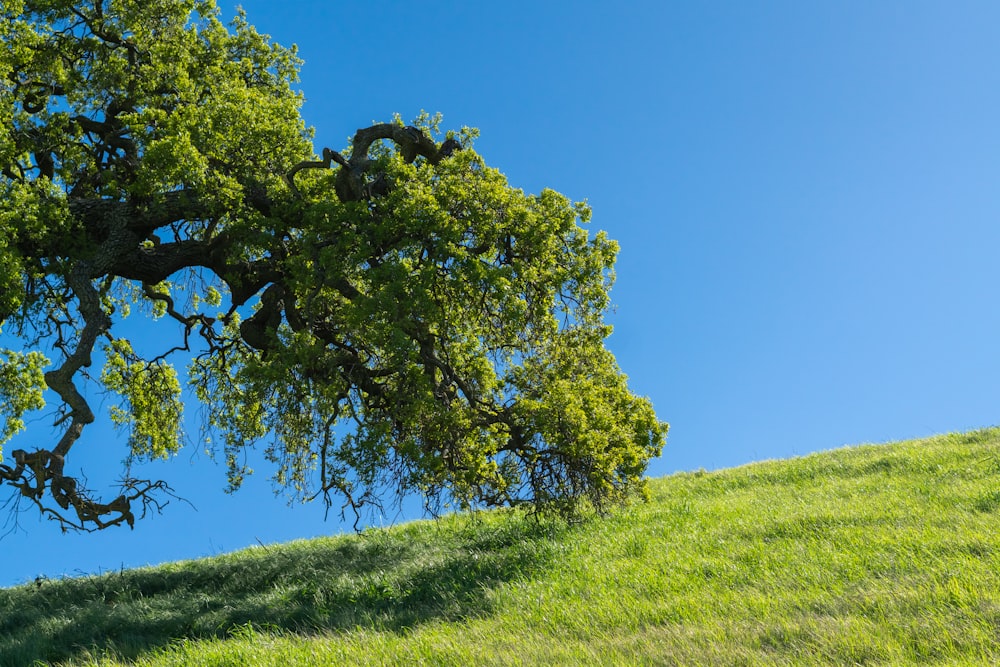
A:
[{"xmin": 0, "ymin": 0, "xmax": 667, "ymax": 532}]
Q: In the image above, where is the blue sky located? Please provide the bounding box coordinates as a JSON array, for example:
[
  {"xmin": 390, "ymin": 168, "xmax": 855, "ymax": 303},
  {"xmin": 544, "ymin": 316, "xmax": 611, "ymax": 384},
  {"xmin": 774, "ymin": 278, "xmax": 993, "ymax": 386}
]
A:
[{"xmin": 2, "ymin": 1, "xmax": 1000, "ymax": 587}]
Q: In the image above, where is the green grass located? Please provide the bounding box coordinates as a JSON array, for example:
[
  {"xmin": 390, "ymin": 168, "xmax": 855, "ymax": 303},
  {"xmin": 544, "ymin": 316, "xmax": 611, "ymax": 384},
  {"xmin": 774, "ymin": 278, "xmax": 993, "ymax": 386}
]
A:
[{"xmin": 4, "ymin": 428, "xmax": 1000, "ymax": 666}]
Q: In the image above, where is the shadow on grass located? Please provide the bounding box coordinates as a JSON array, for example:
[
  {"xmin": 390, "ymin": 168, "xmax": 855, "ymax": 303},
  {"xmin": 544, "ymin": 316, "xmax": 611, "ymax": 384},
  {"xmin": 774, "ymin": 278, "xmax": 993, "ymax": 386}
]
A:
[{"xmin": 0, "ymin": 512, "xmax": 565, "ymax": 665}]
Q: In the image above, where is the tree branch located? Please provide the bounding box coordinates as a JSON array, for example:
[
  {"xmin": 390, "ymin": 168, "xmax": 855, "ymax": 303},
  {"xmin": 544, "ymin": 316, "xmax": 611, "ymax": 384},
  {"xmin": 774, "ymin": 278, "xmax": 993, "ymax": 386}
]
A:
[
  {"xmin": 68, "ymin": 189, "xmax": 208, "ymax": 238},
  {"xmin": 0, "ymin": 448, "xmax": 177, "ymax": 531},
  {"xmin": 0, "ymin": 198, "xmax": 176, "ymax": 531},
  {"xmin": 286, "ymin": 124, "xmax": 461, "ymax": 202}
]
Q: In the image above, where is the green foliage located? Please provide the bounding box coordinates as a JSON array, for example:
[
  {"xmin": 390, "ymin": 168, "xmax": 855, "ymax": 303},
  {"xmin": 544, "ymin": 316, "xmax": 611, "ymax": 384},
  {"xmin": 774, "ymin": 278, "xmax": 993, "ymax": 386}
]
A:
[
  {"xmin": 0, "ymin": 348, "xmax": 47, "ymax": 446},
  {"xmin": 100, "ymin": 338, "xmax": 183, "ymax": 460},
  {"xmin": 3, "ymin": 429, "xmax": 1000, "ymax": 666},
  {"xmin": 208, "ymin": 147, "xmax": 666, "ymax": 513},
  {"xmin": 0, "ymin": 0, "xmax": 665, "ymax": 530},
  {"xmin": 0, "ymin": 178, "xmax": 74, "ymax": 319}
]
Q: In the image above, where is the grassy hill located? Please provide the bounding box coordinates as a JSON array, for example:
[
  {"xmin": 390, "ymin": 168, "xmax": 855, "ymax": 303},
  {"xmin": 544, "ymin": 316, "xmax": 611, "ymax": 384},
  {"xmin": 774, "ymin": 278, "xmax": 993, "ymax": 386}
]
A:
[{"xmin": 3, "ymin": 428, "xmax": 1000, "ymax": 666}]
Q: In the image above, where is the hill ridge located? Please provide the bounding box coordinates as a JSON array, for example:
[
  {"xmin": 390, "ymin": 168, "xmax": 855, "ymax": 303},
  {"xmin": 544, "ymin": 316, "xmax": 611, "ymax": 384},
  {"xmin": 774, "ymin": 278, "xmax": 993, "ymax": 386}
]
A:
[{"xmin": 3, "ymin": 427, "xmax": 999, "ymax": 666}]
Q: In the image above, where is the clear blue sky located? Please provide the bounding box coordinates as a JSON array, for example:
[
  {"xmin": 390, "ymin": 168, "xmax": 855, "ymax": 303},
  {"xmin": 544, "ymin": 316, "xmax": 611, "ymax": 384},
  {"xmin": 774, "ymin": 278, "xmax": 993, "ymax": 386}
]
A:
[{"xmin": 3, "ymin": 1, "xmax": 1000, "ymax": 587}]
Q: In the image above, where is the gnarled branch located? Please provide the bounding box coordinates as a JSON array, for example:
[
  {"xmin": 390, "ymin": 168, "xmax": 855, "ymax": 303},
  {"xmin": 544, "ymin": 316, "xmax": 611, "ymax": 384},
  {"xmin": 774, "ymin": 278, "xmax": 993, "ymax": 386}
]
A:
[
  {"xmin": 286, "ymin": 124, "xmax": 462, "ymax": 202},
  {"xmin": 0, "ymin": 448, "xmax": 176, "ymax": 532}
]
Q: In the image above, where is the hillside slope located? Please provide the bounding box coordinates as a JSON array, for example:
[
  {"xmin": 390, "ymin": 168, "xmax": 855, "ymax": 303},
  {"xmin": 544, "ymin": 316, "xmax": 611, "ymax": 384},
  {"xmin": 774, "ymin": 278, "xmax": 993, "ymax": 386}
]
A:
[{"xmin": 3, "ymin": 428, "xmax": 1000, "ymax": 666}]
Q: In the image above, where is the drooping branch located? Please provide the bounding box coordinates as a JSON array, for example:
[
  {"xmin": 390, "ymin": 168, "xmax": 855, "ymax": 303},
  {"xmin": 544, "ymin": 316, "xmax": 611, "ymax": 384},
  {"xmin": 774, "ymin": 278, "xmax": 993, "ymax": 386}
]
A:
[
  {"xmin": 0, "ymin": 200, "xmax": 181, "ymax": 531},
  {"xmin": 0, "ymin": 278, "xmax": 147, "ymax": 531},
  {"xmin": 286, "ymin": 124, "xmax": 461, "ymax": 202},
  {"xmin": 44, "ymin": 263, "xmax": 109, "ymax": 457},
  {"xmin": 0, "ymin": 448, "xmax": 176, "ymax": 531}
]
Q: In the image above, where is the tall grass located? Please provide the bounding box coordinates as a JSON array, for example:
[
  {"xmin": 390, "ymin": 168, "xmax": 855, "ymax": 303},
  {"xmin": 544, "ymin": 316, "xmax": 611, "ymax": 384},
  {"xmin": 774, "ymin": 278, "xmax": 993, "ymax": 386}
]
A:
[{"xmin": 3, "ymin": 428, "xmax": 1000, "ymax": 666}]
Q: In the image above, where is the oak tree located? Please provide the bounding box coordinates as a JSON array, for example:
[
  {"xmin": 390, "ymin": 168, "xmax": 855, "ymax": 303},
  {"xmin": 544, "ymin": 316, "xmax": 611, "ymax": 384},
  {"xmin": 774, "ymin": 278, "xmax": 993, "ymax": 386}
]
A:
[{"xmin": 0, "ymin": 0, "xmax": 666, "ymax": 531}]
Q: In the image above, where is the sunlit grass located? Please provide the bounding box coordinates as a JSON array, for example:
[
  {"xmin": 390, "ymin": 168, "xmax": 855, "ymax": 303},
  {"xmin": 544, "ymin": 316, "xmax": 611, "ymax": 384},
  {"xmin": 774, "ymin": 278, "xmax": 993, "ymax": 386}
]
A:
[{"xmin": 4, "ymin": 428, "xmax": 1000, "ymax": 665}]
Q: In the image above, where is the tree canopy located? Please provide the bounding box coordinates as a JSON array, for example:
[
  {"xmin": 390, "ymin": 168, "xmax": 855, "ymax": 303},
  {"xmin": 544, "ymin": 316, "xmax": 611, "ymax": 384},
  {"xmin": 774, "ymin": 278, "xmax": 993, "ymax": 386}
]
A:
[{"xmin": 0, "ymin": 0, "xmax": 666, "ymax": 532}]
